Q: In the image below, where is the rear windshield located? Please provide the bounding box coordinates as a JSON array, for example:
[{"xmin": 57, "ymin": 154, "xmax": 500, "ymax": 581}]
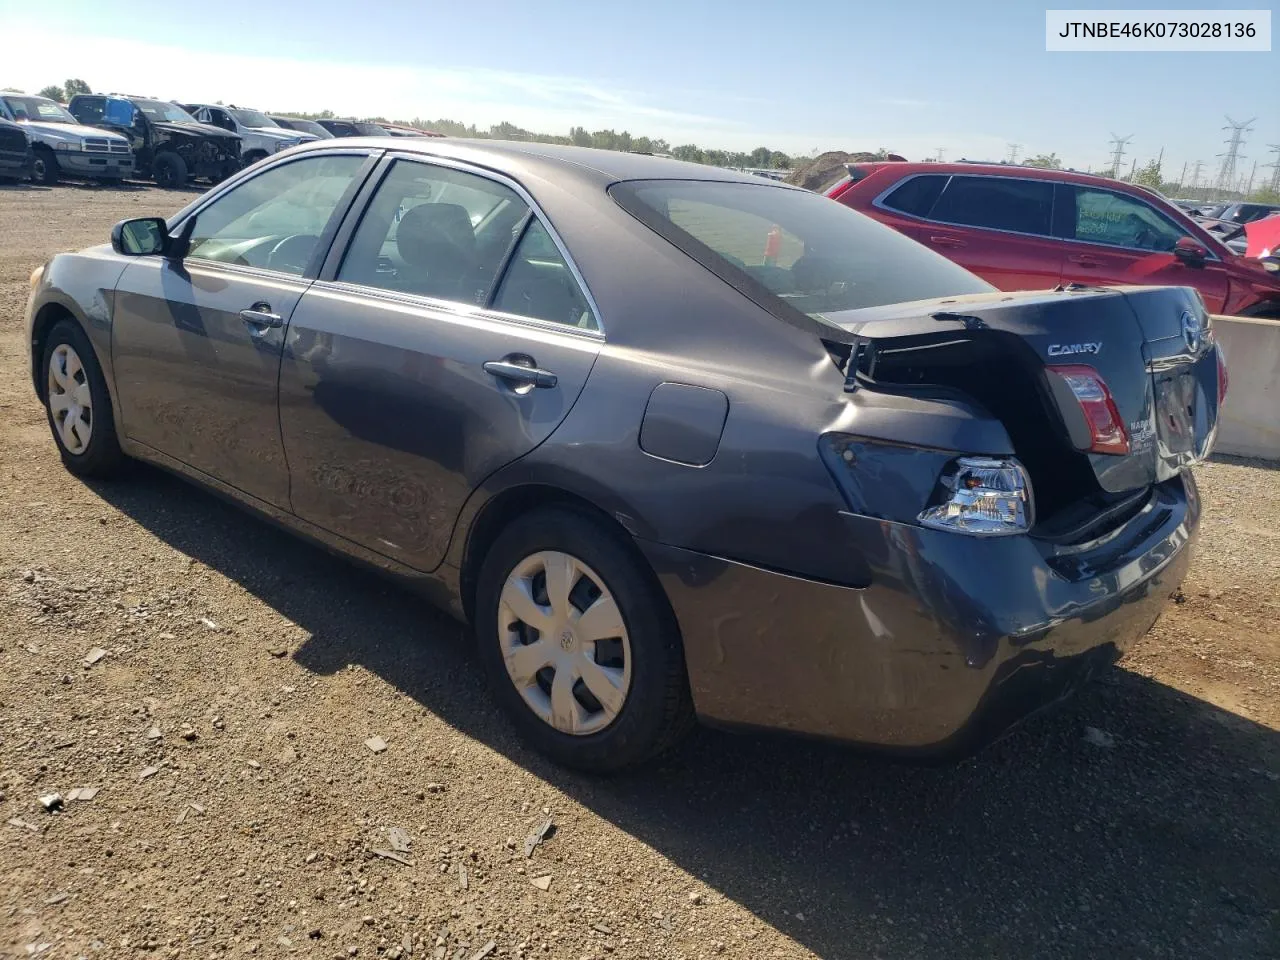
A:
[{"xmin": 611, "ymin": 179, "xmax": 992, "ymax": 323}]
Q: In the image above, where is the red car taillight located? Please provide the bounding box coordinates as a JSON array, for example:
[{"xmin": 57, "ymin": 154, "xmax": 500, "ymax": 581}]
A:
[{"xmin": 1048, "ymin": 364, "xmax": 1130, "ymax": 455}]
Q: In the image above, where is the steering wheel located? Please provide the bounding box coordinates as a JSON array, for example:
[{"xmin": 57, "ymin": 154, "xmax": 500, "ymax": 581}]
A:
[{"xmin": 266, "ymin": 234, "xmax": 319, "ymax": 273}]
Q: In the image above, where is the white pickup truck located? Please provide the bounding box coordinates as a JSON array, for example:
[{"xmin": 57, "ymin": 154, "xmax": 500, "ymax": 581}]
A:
[
  {"xmin": 0, "ymin": 93, "xmax": 134, "ymax": 184},
  {"xmin": 181, "ymin": 104, "xmax": 316, "ymax": 167}
]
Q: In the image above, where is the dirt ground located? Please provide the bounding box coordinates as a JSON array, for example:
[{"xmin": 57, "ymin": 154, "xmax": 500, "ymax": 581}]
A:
[{"xmin": 1, "ymin": 183, "xmax": 1278, "ymax": 960}]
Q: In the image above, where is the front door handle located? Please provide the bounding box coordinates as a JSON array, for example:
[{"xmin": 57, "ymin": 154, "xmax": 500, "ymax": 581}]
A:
[
  {"xmin": 239, "ymin": 304, "xmax": 283, "ymax": 330},
  {"xmin": 929, "ymin": 234, "xmax": 966, "ymax": 247},
  {"xmin": 483, "ymin": 359, "xmax": 558, "ymax": 389},
  {"xmin": 1068, "ymin": 255, "xmax": 1103, "ymax": 267}
]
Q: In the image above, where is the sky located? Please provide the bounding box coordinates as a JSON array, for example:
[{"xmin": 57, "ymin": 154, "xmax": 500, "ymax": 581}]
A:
[{"xmin": 2, "ymin": 0, "xmax": 1276, "ymax": 187}]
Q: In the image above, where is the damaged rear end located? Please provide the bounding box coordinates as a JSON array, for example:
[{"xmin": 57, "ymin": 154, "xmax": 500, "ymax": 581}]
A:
[
  {"xmin": 805, "ymin": 285, "xmax": 1223, "ymax": 752},
  {"xmin": 821, "ymin": 285, "xmax": 1225, "ymax": 546}
]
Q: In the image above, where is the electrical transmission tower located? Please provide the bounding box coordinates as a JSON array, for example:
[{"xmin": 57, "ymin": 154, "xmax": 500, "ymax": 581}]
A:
[
  {"xmin": 1107, "ymin": 133, "xmax": 1133, "ymax": 177},
  {"xmin": 1266, "ymin": 144, "xmax": 1280, "ymax": 195},
  {"xmin": 1214, "ymin": 116, "xmax": 1255, "ymax": 196},
  {"xmin": 934, "ymin": 146, "xmax": 946, "ymax": 162},
  {"xmin": 1005, "ymin": 143, "xmax": 1022, "ymax": 164},
  {"xmin": 1190, "ymin": 160, "xmax": 1205, "ymax": 191}
]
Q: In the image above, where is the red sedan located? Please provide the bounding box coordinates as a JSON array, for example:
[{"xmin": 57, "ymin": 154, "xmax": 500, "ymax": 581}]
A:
[{"xmin": 828, "ymin": 161, "xmax": 1280, "ymax": 318}]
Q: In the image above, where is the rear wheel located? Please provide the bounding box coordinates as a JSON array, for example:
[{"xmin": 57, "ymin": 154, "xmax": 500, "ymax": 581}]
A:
[
  {"xmin": 152, "ymin": 152, "xmax": 188, "ymax": 189},
  {"xmin": 475, "ymin": 507, "xmax": 694, "ymax": 772},
  {"xmin": 31, "ymin": 147, "xmax": 59, "ymax": 185},
  {"xmin": 41, "ymin": 320, "xmax": 125, "ymax": 478}
]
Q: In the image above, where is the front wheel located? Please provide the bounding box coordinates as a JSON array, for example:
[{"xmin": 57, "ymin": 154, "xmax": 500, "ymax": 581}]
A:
[
  {"xmin": 475, "ymin": 507, "xmax": 694, "ymax": 772},
  {"xmin": 152, "ymin": 152, "xmax": 188, "ymax": 189},
  {"xmin": 41, "ymin": 320, "xmax": 126, "ymax": 478},
  {"xmin": 31, "ymin": 147, "xmax": 59, "ymax": 185}
]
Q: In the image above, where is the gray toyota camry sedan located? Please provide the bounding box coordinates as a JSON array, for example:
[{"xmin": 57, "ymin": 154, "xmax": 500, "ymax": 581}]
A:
[{"xmin": 24, "ymin": 139, "xmax": 1225, "ymax": 770}]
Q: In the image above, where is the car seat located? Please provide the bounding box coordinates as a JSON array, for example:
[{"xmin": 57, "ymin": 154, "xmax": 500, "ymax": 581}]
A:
[{"xmin": 394, "ymin": 202, "xmax": 481, "ymax": 302}]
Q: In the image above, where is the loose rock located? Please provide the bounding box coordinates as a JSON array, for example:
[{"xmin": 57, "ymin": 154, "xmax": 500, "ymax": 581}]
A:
[{"xmin": 365, "ymin": 736, "xmax": 388, "ymax": 754}]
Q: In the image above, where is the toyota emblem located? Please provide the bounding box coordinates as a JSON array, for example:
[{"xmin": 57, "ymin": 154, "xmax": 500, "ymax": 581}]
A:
[{"xmin": 1180, "ymin": 310, "xmax": 1202, "ymax": 353}]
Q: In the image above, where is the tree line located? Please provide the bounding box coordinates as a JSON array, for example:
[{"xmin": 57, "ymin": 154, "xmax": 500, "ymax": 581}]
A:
[{"xmin": 284, "ymin": 110, "xmax": 795, "ymax": 170}]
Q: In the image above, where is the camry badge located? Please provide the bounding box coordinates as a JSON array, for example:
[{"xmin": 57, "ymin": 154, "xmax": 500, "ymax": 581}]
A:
[{"xmin": 1047, "ymin": 342, "xmax": 1102, "ymax": 357}]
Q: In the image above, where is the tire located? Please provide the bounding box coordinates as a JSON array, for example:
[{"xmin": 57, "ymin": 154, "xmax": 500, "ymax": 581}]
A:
[
  {"xmin": 40, "ymin": 319, "xmax": 126, "ymax": 478},
  {"xmin": 31, "ymin": 147, "xmax": 59, "ymax": 185},
  {"xmin": 475, "ymin": 507, "xmax": 694, "ymax": 772},
  {"xmin": 152, "ymin": 152, "xmax": 188, "ymax": 189}
]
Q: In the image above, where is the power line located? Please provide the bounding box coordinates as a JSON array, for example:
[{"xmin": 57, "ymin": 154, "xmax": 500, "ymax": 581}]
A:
[
  {"xmin": 1214, "ymin": 115, "xmax": 1255, "ymax": 196},
  {"xmin": 1107, "ymin": 133, "xmax": 1133, "ymax": 178}
]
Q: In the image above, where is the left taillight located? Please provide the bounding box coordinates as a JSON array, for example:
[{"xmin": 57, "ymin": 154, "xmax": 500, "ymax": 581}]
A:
[
  {"xmin": 917, "ymin": 456, "xmax": 1034, "ymax": 536},
  {"xmin": 1047, "ymin": 364, "xmax": 1130, "ymax": 455}
]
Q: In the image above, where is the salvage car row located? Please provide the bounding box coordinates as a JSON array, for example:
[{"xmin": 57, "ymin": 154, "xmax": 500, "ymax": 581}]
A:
[{"xmin": 0, "ymin": 91, "xmax": 440, "ymax": 187}]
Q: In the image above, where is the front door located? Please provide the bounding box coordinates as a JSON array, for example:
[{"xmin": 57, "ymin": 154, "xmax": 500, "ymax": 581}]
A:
[
  {"xmin": 1055, "ymin": 184, "xmax": 1232, "ymax": 314},
  {"xmin": 279, "ymin": 156, "xmax": 602, "ymax": 571},
  {"xmin": 110, "ymin": 151, "xmax": 373, "ymax": 508}
]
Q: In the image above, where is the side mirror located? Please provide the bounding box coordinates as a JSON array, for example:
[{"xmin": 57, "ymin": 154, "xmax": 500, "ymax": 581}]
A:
[
  {"xmin": 111, "ymin": 217, "xmax": 168, "ymax": 256},
  {"xmin": 1174, "ymin": 237, "xmax": 1208, "ymax": 267}
]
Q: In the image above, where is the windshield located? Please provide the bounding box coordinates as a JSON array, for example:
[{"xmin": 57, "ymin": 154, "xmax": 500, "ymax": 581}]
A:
[
  {"xmin": 353, "ymin": 122, "xmax": 389, "ymax": 136},
  {"xmin": 612, "ymin": 179, "xmax": 993, "ymax": 319},
  {"xmin": 2, "ymin": 96, "xmax": 76, "ymax": 124},
  {"xmin": 229, "ymin": 107, "xmax": 277, "ymax": 129},
  {"xmin": 132, "ymin": 99, "xmax": 198, "ymax": 123}
]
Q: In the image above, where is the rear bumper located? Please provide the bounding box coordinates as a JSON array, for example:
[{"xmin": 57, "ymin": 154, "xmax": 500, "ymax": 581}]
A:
[{"xmin": 639, "ymin": 473, "xmax": 1198, "ymax": 755}]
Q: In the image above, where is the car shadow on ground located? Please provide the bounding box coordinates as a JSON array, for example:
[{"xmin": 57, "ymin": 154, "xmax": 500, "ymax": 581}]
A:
[{"xmin": 90, "ymin": 465, "xmax": 1280, "ymax": 960}]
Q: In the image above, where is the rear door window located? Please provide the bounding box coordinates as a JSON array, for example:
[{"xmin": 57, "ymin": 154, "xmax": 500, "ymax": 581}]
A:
[
  {"xmin": 1066, "ymin": 187, "xmax": 1187, "ymax": 252},
  {"xmin": 930, "ymin": 175, "xmax": 1054, "ymax": 235},
  {"xmin": 336, "ymin": 158, "xmax": 530, "ymax": 306},
  {"xmin": 492, "ymin": 220, "xmax": 597, "ymax": 329},
  {"xmin": 69, "ymin": 96, "xmax": 106, "ymax": 124},
  {"xmin": 879, "ymin": 174, "xmax": 948, "ymax": 218}
]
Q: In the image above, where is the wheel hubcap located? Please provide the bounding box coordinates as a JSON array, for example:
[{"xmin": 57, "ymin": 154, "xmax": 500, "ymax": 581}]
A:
[
  {"xmin": 498, "ymin": 550, "xmax": 631, "ymax": 736},
  {"xmin": 48, "ymin": 343, "xmax": 92, "ymax": 455}
]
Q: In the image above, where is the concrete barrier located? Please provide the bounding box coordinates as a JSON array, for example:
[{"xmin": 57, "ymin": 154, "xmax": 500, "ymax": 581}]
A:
[{"xmin": 1212, "ymin": 315, "xmax": 1280, "ymax": 462}]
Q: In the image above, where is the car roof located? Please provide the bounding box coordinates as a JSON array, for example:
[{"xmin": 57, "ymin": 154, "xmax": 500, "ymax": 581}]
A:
[
  {"xmin": 850, "ymin": 160, "xmax": 1170, "ymax": 194},
  {"xmin": 288, "ymin": 136, "xmax": 784, "ymax": 189}
]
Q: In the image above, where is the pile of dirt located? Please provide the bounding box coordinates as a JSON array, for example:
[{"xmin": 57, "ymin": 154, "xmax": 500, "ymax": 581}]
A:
[{"xmin": 784, "ymin": 151, "xmax": 904, "ymax": 192}]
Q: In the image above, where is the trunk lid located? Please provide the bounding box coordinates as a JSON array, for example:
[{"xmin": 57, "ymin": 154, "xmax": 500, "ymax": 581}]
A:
[{"xmin": 822, "ymin": 285, "xmax": 1223, "ymax": 521}]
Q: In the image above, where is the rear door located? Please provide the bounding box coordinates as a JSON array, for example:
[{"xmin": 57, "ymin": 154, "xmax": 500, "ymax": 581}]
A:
[
  {"xmin": 912, "ymin": 174, "xmax": 1064, "ymax": 290},
  {"xmin": 1053, "ymin": 183, "xmax": 1232, "ymax": 313},
  {"xmin": 109, "ymin": 150, "xmax": 375, "ymax": 508},
  {"xmin": 279, "ymin": 155, "xmax": 601, "ymax": 571}
]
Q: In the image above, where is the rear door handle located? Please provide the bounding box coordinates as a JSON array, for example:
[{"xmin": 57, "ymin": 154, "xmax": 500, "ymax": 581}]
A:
[
  {"xmin": 239, "ymin": 304, "xmax": 283, "ymax": 330},
  {"xmin": 1068, "ymin": 255, "xmax": 1103, "ymax": 267},
  {"xmin": 483, "ymin": 359, "xmax": 558, "ymax": 389}
]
